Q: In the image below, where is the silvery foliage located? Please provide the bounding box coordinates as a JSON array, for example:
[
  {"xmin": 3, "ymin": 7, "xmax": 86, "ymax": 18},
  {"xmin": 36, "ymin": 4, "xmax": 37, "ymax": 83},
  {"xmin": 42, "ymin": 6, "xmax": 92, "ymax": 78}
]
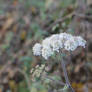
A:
[{"xmin": 33, "ymin": 33, "xmax": 86, "ymax": 60}]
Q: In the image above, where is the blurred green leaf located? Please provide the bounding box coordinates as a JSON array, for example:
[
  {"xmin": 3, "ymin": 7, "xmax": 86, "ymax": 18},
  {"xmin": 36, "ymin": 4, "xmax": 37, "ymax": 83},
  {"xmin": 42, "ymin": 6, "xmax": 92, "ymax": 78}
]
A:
[
  {"xmin": 0, "ymin": 10, "xmax": 4, "ymax": 14},
  {"xmin": 60, "ymin": 0, "xmax": 76, "ymax": 7},
  {"xmin": 20, "ymin": 56, "xmax": 32, "ymax": 62},
  {"xmin": 32, "ymin": 82, "xmax": 47, "ymax": 92},
  {"xmin": 1, "ymin": 44, "xmax": 9, "ymax": 50},
  {"xmin": 51, "ymin": 75, "xmax": 61, "ymax": 81}
]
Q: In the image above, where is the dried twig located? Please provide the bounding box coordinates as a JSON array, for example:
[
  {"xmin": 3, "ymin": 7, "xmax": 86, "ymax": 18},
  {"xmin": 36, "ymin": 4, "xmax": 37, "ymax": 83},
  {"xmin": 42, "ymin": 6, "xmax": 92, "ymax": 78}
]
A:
[
  {"xmin": 46, "ymin": 12, "xmax": 74, "ymax": 31},
  {"xmin": 46, "ymin": 11, "xmax": 92, "ymax": 31}
]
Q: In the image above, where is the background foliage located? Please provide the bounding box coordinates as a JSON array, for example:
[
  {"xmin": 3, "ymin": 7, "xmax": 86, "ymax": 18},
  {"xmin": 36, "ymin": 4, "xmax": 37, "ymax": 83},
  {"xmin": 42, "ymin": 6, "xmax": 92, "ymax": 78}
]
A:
[{"xmin": 0, "ymin": 0, "xmax": 92, "ymax": 92}]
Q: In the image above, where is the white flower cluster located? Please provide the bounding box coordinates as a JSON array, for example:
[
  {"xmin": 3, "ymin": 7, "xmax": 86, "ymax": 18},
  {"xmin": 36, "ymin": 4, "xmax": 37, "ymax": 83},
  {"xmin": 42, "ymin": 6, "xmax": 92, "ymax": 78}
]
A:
[
  {"xmin": 33, "ymin": 33, "xmax": 86, "ymax": 60},
  {"xmin": 33, "ymin": 43, "xmax": 42, "ymax": 56}
]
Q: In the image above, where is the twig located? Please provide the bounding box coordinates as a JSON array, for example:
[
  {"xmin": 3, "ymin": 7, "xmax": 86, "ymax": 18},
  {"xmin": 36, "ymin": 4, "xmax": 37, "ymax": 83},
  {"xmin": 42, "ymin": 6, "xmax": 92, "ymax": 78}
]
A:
[
  {"xmin": 41, "ymin": 61, "xmax": 65, "ymax": 86},
  {"xmin": 46, "ymin": 12, "xmax": 92, "ymax": 31},
  {"xmin": 74, "ymin": 13, "xmax": 92, "ymax": 20},
  {"xmin": 46, "ymin": 12, "xmax": 74, "ymax": 31},
  {"xmin": 61, "ymin": 57, "xmax": 70, "ymax": 85}
]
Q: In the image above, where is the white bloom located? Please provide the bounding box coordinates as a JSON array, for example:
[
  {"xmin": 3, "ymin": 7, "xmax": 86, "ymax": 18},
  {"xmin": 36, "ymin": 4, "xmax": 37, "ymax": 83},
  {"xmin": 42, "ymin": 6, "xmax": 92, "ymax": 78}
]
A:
[
  {"xmin": 50, "ymin": 34, "xmax": 59, "ymax": 41},
  {"xmin": 59, "ymin": 33, "xmax": 73, "ymax": 44},
  {"xmin": 42, "ymin": 46, "xmax": 54, "ymax": 60},
  {"xmin": 32, "ymin": 32, "xmax": 87, "ymax": 60},
  {"xmin": 59, "ymin": 33, "xmax": 73, "ymax": 40},
  {"xmin": 75, "ymin": 36, "xmax": 86, "ymax": 48},
  {"xmin": 33, "ymin": 43, "xmax": 42, "ymax": 56},
  {"xmin": 64, "ymin": 38, "xmax": 78, "ymax": 51},
  {"xmin": 51, "ymin": 40, "xmax": 63, "ymax": 52},
  {"xmin": 49, "ymin": 34, "xmax": 63, "ymax": 52},
  {"xmin": 42, "ymin": 37, "xmax": 51, "ymax": 47}
]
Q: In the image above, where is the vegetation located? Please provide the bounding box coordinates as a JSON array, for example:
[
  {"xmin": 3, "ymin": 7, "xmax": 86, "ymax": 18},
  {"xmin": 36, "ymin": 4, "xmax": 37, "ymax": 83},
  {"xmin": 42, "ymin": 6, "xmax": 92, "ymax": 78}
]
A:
[{"xmin": 0, "ymin": 0, "xmax": 92, "ymax": 92}]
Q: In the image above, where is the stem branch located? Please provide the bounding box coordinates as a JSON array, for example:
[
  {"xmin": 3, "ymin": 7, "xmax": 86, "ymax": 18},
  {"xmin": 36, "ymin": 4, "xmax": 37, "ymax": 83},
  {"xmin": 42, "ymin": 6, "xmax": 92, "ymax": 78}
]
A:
[{"xmin": 61, "ymin": 56, "xmax": 75, "ymax": 92}]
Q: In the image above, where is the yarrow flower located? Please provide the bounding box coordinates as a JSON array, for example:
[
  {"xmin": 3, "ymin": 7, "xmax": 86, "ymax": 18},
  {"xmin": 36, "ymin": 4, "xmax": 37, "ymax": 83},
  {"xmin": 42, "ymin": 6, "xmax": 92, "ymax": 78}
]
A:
[
  {"xmin": 49, "ymin": 34, "xmax": 63, "ymax": 52},
  {"xmin": 42, "ymin": 46, "xmax": 54, "ymax": 60},
  {"xmin": 51, "ymin": 40, "xmax": 63, "ymax": 52},
  {"xmin": 32, "ymin": 33, "xmax": 86, "ymax": 60},
  {"xmin": 75, "ymin": 36, "xmax": 86, "ymax": 48},
  {"xmin": 59, "ymin": 33, "xmax": 73, "ymax": 43},
  {"xmin": 64, "ymin": 38, "xmax": 78, "ymax": 51},
  {"xmin": 32, "ymin": 43, "xmax": 42, "ymax": 56},
  {"xmin": 42, "ymin": 37, "xmax": 51, "ymax": 47}
]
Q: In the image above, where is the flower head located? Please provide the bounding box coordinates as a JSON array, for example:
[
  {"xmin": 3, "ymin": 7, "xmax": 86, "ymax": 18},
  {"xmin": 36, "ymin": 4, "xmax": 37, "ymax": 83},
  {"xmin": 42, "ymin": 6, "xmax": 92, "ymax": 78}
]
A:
[
  {"xmin": 75, "ymin": 36, "xmax": 86, "ymax": 48},
  {"xmin": 33, "ymin": 33, "xmax": 86, "ymax": 60},
  {"xmin": 33, "ymin": 43, "xmax": 42, "ymax": 56},
  {"xmin": 42, "ymin": 37, "xmax": 51, "ymax": 47},
  {"xmin": 64, "ymin": 38, "xmax": 78, "ymax": 51},
  {"xmin": 42, "ymin": 46, "xmax": 54, "ymax": 60},
  {"xmin": 49, "ymin": 34, "xmax": 63, "ymax": 52},
  {"xmin": 51, "ymin": 40, "xmax": 63, "ymax": 52},
  {"xmin": 59, "ymin": 33, "xmax": 73, "ymax": 43},
  {"xmin": 50, "ymin": 34, "xmax": 59, "ymax": 41}
]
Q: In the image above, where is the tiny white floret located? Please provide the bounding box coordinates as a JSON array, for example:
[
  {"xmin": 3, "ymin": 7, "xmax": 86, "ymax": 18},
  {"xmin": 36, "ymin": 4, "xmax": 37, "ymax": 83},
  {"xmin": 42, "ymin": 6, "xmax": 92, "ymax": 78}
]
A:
[
  {"xmin": 33, "ymin": 43, "xmax": 42, "ymax": 56},
  {"xmin": 42, "ymin": 47, "xmax": 54, "ymax": 60}
]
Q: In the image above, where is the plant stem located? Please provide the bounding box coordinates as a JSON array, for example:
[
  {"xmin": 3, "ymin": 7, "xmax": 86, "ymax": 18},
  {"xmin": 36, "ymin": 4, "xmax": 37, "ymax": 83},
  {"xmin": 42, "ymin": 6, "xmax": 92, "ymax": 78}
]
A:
[{"xmin": 61, "ymin": 56, "xmax": 75, "ymax": 92}]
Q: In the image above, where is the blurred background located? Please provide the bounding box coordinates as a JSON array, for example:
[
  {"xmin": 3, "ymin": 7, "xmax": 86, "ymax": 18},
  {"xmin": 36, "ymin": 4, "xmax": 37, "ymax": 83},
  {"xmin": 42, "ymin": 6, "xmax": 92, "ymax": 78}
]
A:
[{"xmin": 0, "ymin": 0, "xmax": 92, "ymax": 92}]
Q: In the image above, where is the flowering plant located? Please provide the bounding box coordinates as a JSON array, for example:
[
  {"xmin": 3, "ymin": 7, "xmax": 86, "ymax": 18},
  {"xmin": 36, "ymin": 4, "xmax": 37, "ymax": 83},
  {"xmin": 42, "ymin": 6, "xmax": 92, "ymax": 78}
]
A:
[
  {"xmin": 32, "ymin": 32, "xmax": 86, "ymax": 92},
  {"xmin": 33, "ymin": 33, "xmax": 86, "ymax": 59}
]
